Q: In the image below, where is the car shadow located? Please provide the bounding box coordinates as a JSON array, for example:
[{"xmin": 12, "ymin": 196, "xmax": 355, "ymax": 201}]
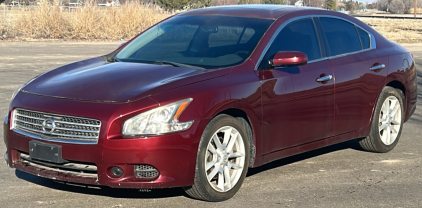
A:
[
  {"xmin": 247, "ymin": 139, "xmax": 364, "ymax": 177},
  {"xmin": 15, "ymin": 139, "xmax": 365, "ymax": 199}
]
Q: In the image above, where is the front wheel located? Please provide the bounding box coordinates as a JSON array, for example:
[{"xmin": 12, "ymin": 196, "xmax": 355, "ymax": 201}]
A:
[
  {"xmin": 184, "ymin": 114, "xmax": 250, "ymax": 201},
  {"xmin": 359, "ymin": 86, "xmax": 405, "ymax": 153}
]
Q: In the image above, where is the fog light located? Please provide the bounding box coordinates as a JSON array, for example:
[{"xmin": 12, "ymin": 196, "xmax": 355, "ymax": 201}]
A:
[
  {"xmin": 111, "ymin": 166, "xmax": 124, "ymax": 177},
  {"xmin": 135, "ymin": 165, "xmax": 159, "ymax": 178}
]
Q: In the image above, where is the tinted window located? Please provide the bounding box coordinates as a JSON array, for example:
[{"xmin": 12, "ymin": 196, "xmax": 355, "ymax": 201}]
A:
[
  {"xmin": 207, "ymin": 26, "xmax": 256, "ymax": 47},
  {"xmin": 259, "ymin": 18, "xmax": 321, "ymax": 69},
  {"xmin": 208, "ymin": 26, "xmax": 243, "ymax": 48},
  {"xmin": 143, "ymin": 25, "xmax": 198, "ymax": 52},
  {"xmin": 320, "ymin": 18, "xmax": 361, "ymax": 56},
  {"xmin": 116, "ymin": 16, "xmax": 273, "ymax": 69},
  {"xmin": 239, "ymin": 28, "xmax": 255, "ymax": 44},
  {"xmin": 357, "ymin": 28, "xmax": 370, "ymax": 49}
]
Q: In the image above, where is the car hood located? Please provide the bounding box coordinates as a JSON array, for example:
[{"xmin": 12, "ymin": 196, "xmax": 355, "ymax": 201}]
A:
[{"xmin": 22, "ymin": 57, "xmax": 229, "ymax": 103}]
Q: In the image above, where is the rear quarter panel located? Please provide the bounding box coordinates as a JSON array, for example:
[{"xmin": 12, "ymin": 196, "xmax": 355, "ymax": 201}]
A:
[{"xmin": 387, "ymin": 52, "xmax": 417, "ymax": 122}]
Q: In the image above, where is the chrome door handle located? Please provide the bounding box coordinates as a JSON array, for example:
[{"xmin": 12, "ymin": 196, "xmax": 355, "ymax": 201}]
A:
[
  {"xmin": 370, "ymin": 64, "xmax": 385, "ymax": 71},
  {"xmin": 316, "ymin": 75, "xmax": 333, "ymax": 82}
]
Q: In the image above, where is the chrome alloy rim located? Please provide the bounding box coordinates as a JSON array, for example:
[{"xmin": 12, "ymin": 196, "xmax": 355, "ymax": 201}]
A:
[
  {"xmin": 205, "ymin": 126, "xmax": 246, "ymax": 192},
  {"xmin": 379, "ymin": 96, "xmax": 402, "ymax": 145}
]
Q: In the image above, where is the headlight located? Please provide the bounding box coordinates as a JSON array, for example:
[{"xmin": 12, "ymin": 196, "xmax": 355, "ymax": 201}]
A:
[{"xmin": 122, "ymin": 98, "xmax": 193, "ymax": 136}]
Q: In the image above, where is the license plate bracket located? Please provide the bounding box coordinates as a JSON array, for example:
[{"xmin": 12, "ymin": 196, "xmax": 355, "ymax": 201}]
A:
[{"xmin": 29, "ymin": 140, "xmax": 65, "ymax": 163}]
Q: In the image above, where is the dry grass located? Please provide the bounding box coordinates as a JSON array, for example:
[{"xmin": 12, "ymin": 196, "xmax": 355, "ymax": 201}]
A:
[
  {"xmin": 1, "ymin": 2, "xmax": 174, "ymax": 40},
  {"xmin": 1, "ymin": 5, "xmax": 422, "ymax": 43},
  {"xmin": 358, "ymin": 18, "xmax": 422, "ymax": 43},
  {"xmin": 411, "ymin": 8, "xmax": 422, "ymax": 14}
]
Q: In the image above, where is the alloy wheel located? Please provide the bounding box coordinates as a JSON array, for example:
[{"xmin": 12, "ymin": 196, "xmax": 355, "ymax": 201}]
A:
[
  {"xmin": 378, "ymin": 96, "xmax": 402, "ymax": 145},
  {"xmin": 205, "ymin": 126, "xmax": 246, "ymax": 192}
]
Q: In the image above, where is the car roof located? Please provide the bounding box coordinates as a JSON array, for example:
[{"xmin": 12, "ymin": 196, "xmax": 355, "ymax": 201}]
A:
[{"xmin": 179, "ymin": 5, "xmax": 326, "ymax": 20}]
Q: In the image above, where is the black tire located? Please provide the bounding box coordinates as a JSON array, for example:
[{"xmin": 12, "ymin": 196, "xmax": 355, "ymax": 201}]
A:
[
  {"xmin": 236, "ymin": 117, "xmax": 255, "ymax": 167},
  {"xmin": 359, "ymin": 86, "xmax": 405, "ymax": 153},
  {"xmin": 184, "ymin": 114, "xmax": 250, "ymax": 202}
]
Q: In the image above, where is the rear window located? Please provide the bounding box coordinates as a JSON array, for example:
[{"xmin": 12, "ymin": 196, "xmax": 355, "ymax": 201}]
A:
[
  {"xmin": 320, "ymin": 18, "xmax": 362, "ymax": 56},
  {"xmin": 357, "ymin": 27, "xmax": 370, "ymax": 49},
  {"xmin": 208, "ymin": 26, "xmax": 243, "ymax": 48},
  {"xmin": 149, "ymin": 25, "xmax": 198, "ymax": 52},
  {"xmin": 239, "ymin": 28, "xmax": 255, "ymax": 44}
]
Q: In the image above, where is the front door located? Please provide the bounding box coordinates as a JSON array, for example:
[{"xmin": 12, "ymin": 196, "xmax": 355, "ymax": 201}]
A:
[{"xmin": 258, "ymin": 17, "xmax": 335, "ymax": 154}]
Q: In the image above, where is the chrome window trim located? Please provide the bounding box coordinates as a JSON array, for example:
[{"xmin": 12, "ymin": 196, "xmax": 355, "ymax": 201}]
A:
[
  {"xmin": 255, "ymin": 15, "xmax": 377, "ymax": 70},
  {"xmin": 326, "ymin": 47, "xmax": 374, "ymax": 60},
  {"xmin": 308, "ymin": 57, "xmax": 328, "ymax": 64}
]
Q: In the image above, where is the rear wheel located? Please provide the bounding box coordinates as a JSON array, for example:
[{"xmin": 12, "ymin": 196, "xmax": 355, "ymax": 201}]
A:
[
  {"xmin": 359, "ymin": 86, "xmax": 405, "ymax": 153},
  {"xmin": 184, "ymin": 114, "xmax": 250, "ymax": 201}
]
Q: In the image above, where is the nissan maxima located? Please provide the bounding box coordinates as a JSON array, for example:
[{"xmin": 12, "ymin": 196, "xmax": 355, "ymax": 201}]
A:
[{"xmin": 3, "ymin": 5, "xmax": 417, "ymax": 201}]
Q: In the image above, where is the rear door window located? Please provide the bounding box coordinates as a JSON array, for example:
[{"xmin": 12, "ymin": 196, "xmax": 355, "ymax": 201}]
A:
[
  {"xmin": 357, "ymin": 27, "xmax": 370, "ymax": 49},
  {"xmin": 319, "ymin": 18, "xmax": 362, "ymax": 56}
]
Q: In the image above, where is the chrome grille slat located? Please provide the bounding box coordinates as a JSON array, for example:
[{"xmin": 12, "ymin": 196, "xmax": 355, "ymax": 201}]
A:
[
  {"xmin": 15, "ymin": 124, "xmax": 47, "ymax": 134},
  {"xmin": 54, "ymin": 120, "xmax": 100, "ymax": 128},
  {"xmin": 16, "ymin": 114, "xmax": 45, "ymax": 121},
  {"xmin": 53, "ymin": 126, "xmax": 99, "ymax": 133},
  {"xmin": 12, "ymin": 108, "xmax": 101, "ymax": 144},
  {"xmin": 15, "ymin": 119, "xmax": 43, "ymax": 127}
]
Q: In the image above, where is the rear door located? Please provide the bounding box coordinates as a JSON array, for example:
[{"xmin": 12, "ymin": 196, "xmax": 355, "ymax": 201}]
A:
[{"xmin": 317, "ymin": 17, "xmax": 388, "ymax": 136}]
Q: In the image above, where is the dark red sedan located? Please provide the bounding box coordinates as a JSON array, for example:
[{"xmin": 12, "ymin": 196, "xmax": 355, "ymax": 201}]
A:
[{"xmin": 3, "ymin": 5, "xmax": 417, "ymax": 201}]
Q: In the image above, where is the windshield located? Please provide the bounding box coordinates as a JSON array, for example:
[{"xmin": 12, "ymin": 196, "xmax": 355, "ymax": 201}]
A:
[{"xmin": 115, "ymin": 15, "xmax": 274, "ymax": 69}]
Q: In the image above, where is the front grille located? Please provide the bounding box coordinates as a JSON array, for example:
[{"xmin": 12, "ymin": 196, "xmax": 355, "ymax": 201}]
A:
[{"xmin": 12, "ymin": 108, "xmax": 101, "ymax": 144}]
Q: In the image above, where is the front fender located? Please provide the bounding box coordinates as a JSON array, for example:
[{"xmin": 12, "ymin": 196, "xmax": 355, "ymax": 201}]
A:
[{"xmin": 150, "ymin": 66, "xmax": 263, "ymax": 169}]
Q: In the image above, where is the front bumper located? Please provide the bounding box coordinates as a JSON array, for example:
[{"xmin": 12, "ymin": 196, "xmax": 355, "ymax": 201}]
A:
[
  {"xmin": 4, "ymin": 120, "xmax": 201, "ymax": 189},
  {"xmin": 3, "ymin": 94, "xmax": 205, "ymax": 189}
]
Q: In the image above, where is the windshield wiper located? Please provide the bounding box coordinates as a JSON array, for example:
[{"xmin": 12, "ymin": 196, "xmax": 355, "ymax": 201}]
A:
[{"xmin": 154, "ymin": 61, "xmax": 205, "ymax": 70}]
